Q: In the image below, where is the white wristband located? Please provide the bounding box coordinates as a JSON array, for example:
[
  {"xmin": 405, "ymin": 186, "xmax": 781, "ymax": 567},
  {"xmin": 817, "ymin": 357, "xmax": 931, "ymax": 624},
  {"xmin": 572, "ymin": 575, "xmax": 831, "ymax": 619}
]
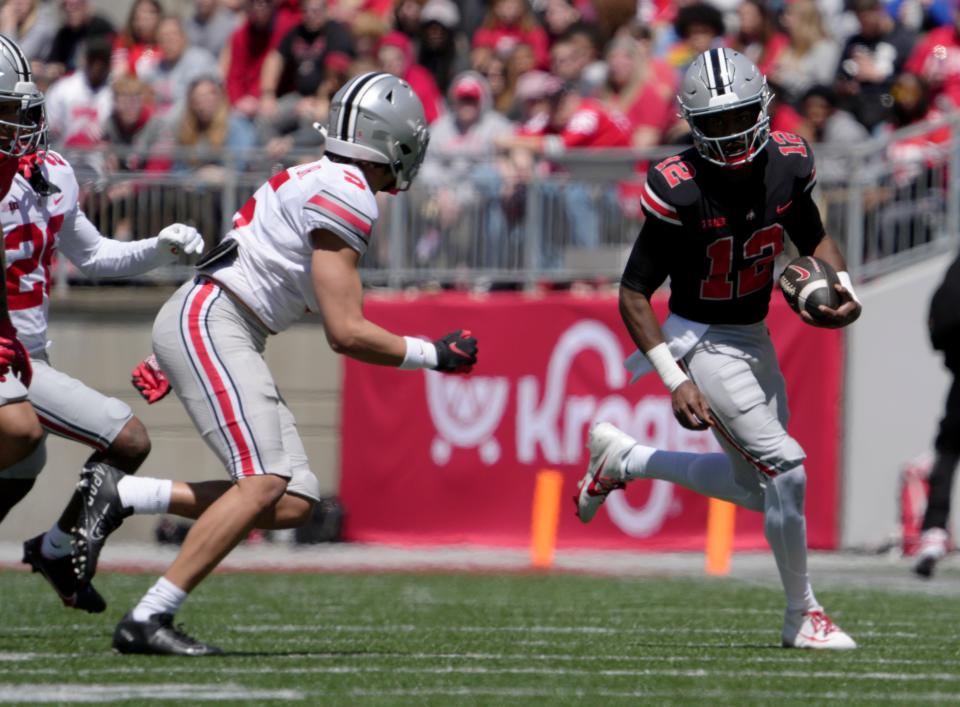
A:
[
  {"xmin": 399, "ymin": 336, "xmax": 439, "ymax": 370},
  {"xmin": 837, "ymin": 271, "xmax": 860, "ymax": 305},
  {"xmin": 646, "ymin": 342, "xmax": 689, "ymax": 393}
]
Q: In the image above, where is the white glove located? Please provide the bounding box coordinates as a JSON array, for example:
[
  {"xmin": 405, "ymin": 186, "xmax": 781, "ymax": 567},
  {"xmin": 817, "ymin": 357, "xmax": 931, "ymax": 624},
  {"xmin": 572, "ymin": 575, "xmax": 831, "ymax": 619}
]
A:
[{"xmin": 155, "ymin": 224, "xmax": 204, "ymax": 264}]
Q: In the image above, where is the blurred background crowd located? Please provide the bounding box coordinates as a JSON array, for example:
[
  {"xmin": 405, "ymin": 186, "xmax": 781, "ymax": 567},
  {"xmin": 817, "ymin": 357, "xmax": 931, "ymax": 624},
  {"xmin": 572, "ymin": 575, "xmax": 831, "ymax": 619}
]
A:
[
  {"xmin": 11, "ymin": 0, "xmax": 960, "ymax": 276},
  {"xmin": 15, "ymin": 0, "xmax": 960, "ymax": 165}
]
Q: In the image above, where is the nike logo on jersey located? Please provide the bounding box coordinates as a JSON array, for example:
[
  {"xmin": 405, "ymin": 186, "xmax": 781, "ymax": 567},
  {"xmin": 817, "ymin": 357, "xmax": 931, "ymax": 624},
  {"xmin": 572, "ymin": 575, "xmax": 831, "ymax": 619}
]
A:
[
  {"xmin": 52, "ymin": 195, "xmax": 64, "ymax": 206},
  {"xmin": 776, "ymin": 200, "xmax": 793, "ymax": 214}
]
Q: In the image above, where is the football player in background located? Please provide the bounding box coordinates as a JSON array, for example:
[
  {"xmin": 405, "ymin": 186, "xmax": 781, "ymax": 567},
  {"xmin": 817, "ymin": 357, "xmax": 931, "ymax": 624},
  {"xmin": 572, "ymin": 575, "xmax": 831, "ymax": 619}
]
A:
[
  {"xmin": 0, "ymin": 36, "xmax": 205, "ymax": 612},
  {"xmin": 0, "ymin": 108, "xmax": 42, "ymax": 472},
  {"xmin": 575, "ymin": 49, "xmax": 862, "ymax": 649},
  {"xmin": 71, "ymin": 72, "xmax": 479, "ymax": 656},
  {"xmin": 914, "ymin": 250, "xmax": 960, "ymax": 577}
]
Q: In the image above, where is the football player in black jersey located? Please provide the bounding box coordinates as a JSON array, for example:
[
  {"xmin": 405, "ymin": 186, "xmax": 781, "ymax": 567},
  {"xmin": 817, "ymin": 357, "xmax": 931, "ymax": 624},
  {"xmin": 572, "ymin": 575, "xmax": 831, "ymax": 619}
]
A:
[{"xmin": 575, "ymin": 48, "xmax": 861, "ymax": 649}]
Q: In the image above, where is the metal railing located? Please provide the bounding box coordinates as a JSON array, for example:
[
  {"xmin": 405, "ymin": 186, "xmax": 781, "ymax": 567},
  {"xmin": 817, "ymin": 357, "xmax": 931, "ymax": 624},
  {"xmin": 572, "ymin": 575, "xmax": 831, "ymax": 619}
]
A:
[{"xmin": 54, "ymin": 116, "xmax": 960, "ymax": 291}]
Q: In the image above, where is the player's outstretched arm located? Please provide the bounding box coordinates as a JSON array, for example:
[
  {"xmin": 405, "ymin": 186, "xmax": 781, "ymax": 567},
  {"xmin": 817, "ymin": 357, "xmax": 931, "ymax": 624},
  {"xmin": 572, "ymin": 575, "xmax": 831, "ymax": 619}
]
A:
[
  {"xmin": 58, "ymin": 211, "xmax": 205, "ymax": 278},
  {"xmin": 310, "ymin": 229, "xmax": 478, "ymax": 372},
  {"xmin": 619, "ymin": 286, "xmax": 713, "ymax": 430},
  {"xmin": 806, "ymin": 236, "xmax": 862, "ymax": 329}
]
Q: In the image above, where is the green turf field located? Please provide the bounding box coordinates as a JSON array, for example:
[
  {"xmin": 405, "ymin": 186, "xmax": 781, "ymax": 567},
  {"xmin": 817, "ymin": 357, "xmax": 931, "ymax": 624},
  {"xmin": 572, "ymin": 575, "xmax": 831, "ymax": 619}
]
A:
[{"xmin": 0, "ymin": 569, "xmax": 958, "ymax": 705}]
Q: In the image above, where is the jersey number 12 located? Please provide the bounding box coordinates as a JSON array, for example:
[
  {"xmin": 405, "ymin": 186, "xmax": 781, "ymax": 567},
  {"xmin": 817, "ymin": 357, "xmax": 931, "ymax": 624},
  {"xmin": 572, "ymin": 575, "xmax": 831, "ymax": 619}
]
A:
[{"xmin": 700, "ymin": 225, "xmax": 784, "ymax": 300}]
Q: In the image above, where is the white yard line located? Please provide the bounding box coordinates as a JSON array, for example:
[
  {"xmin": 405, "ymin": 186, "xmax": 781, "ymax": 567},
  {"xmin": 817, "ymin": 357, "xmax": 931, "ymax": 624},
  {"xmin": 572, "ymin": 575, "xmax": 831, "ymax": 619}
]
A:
[
  {"xmin": 346, "ymin": 687, "xmax": 960, "ymax": 702},
  {"xmin": 227, "ymin": 623, "xmax": 919, "ymax": 638},
  {"xmin": 0, "ymin": 683, "xmax": 301, "ymax": 703},
  {"xmin": 3, "ymin": 666, "xmax": 959, "ymax": 681}
]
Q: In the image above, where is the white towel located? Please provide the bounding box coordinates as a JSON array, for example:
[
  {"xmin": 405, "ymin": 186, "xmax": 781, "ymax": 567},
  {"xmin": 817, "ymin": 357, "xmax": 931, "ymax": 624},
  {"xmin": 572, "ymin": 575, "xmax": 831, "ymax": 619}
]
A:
[{"xmin": 624, "ymin": 314, "xmax": 710, "ymax": 384}]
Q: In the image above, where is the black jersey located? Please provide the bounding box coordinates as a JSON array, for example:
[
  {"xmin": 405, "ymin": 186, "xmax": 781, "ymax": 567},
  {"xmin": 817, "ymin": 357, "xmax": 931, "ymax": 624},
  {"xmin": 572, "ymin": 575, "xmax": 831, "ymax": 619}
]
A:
[{"xmin": 621, "ymin": 132, "xmax": 825, "ymax": 325}]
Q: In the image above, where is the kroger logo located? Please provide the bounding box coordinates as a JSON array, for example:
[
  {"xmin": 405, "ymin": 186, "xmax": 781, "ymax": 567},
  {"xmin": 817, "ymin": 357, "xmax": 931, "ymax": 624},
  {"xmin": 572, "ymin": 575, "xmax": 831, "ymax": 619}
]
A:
[{"xmin": 423, "ymin": 319, "xmax": 721, "ymax": 537}]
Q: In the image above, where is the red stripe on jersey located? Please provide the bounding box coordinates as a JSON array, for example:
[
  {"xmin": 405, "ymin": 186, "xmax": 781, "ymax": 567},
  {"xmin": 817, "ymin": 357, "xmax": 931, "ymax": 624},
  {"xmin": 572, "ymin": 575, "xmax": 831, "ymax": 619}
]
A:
[
  {"xmin": 37, "ymin": 413, "xmax": 107, "ymax": 451},
  {"xmin": 187, "ymin": 283, "xmax": 258, "ymax": 477},
  {"xmin": 676, "ymin": 359, "xmax": 778, "ymax": 479},
  {"xmin": 268, "ymin": 169, "xmax": 291, "ymax": 191},
  {"xmin": 640, "ymin": 184, "xmax": 680, "ymax": 221},
  {"xmin": 307, "ymin": 194, "xmax": 372, "ymax": 236}
]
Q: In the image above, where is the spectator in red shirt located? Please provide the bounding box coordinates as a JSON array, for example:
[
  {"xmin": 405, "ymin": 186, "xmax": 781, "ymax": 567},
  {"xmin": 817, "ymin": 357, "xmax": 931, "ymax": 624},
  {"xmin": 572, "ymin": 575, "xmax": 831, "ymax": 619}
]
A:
[
  {"xmin": 221, "ymin": 0, "xmax": 300, "ymax": 120},
  {"xmin": 599, "ymin": 33, "xmax": 676, "ymax": 147},
  {"xmin": 473, "ymin": 0, "xmax": 550, "ymax": 70},
  {"xmin": 376, "ymin": 31, "xmax": 444, "ymax": 123},
  {"xmin": 904, "ymin": 4, "xmax": 960, "ymax": 110},
  {"xmin": 727, "ymin": 0, "xmax": 788, "ymax": 76},
  {"xmin": 112, "ymin": 0, "xmax": 162, "ymax": 79}
]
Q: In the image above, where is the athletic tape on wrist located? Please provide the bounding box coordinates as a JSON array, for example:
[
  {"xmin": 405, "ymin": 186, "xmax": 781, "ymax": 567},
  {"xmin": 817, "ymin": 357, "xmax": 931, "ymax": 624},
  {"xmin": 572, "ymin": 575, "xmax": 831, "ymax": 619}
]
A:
[
  {"xmin": 400, "ymin": 336, "xmax": 439, "ymax": 370},
  {"xmin": 837, "ymin": 271, "xmax": 860, "ymax": 305},
  {"xmin": 646, "ymin": 342, "xmax": 689, "ymax": 393}
]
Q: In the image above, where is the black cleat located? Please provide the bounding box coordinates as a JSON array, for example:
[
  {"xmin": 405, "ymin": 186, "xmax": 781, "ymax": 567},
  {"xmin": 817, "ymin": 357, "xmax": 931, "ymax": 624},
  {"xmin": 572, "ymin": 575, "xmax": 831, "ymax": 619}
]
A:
[
  {"xmin": 112, "ymin": 612, "xmax": 224, "ymax": 656},
  {"xmin": 22, "ymin": 534, "xmax": 106, "ymax": 613},
  {"xmin": 72, "ymin": 462, "xmax": 133, "ymax": 585},
  {"xmin": 914, "ymin": 555, "xmax": 937, "ymax": 579}
]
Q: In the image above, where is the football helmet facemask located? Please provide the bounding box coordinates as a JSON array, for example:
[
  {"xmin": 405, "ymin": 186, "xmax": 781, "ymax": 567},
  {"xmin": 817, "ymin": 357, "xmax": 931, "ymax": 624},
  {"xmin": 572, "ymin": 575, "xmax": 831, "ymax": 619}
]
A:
[{"xmin": 678, "ymin": 48, "xmax": 772, "ymax": 168}]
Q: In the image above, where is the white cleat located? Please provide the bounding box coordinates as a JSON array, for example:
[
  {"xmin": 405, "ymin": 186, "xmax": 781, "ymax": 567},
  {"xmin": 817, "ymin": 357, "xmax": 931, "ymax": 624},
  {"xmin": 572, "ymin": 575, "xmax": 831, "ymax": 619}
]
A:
[
  {"xmin": 782, "ymin": 609, "xmax": 857, "ymax": 650},
  {"xmin": 574, "ymin": 422, "xmax": 636, "ymax": 523},
  {"xmin": 914, "ymin": 527, "xmax": 948, "ymax": 578}
]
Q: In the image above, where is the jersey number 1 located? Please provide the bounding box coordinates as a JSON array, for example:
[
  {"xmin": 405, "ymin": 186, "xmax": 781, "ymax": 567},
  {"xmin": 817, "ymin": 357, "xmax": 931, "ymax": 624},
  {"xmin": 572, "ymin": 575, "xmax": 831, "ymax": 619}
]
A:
[{"xmin": 700, "ymin": 225, "xmax": 784, "ymax": 300}]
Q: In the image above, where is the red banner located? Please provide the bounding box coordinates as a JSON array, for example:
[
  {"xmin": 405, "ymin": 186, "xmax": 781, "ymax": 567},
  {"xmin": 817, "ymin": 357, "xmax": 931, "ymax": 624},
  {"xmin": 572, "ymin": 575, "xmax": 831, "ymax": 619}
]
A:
[{"xmin": 341, "ymin": 293, "xmax": 842, "ymax": 550}]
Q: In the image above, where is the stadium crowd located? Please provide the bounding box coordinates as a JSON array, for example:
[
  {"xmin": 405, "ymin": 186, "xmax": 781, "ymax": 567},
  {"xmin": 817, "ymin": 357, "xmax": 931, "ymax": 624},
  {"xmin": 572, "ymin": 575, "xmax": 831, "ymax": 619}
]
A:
[
  {"xmin": 7, "ymin": 0, "xmax": 958, "ymax": 267},
  {"xmin": 10, "ymin": 0, "xmax": 959, "ymax": 161}
]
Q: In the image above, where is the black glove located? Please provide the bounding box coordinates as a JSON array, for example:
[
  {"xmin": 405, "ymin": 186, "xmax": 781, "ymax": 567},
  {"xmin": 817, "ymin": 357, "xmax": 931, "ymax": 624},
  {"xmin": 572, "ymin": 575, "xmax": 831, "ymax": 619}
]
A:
[{"xmin": 434, "ymin": 329, "xmax": 478, "ymax": 374}]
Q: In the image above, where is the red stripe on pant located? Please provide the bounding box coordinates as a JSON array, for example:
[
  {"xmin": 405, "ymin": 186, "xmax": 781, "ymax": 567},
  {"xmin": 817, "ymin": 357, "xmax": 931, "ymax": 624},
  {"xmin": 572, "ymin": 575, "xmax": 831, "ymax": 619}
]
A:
[
  {"xmin": 37, "ymin": 413, "xmax": 107, "ymax": 451},
  {"xmin": 187, "ymin": 282, "xmax": 258, "ymax": 477},
  {"xmin": 677, "ymin": 358, "xmax": 777, "ymax": 478}
]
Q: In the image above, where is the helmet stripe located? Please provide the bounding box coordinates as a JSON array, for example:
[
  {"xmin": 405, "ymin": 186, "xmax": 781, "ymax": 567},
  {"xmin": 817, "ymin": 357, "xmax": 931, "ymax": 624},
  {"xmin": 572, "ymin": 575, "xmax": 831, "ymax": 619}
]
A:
[
  {"xmin": 0, "ymin": 34, "xmax": 29, "ymax": 80},
  {"xmin": 347, "ymin": 73, "xmax": 393, "ymax": 141},
  {"xmin": 717, "ymin": 48, "xmax": 731, "ymax": 90},
  {"xmin": 338, "ymin": 72, "xmax": 383, "ymax": 141},
  {"xmin": 709, "ymin": 49, "xmax": 727, "ymax": 95},
  {"xmin": 703, "ymin": 50, "xmax": 717, "ymax": 97}
]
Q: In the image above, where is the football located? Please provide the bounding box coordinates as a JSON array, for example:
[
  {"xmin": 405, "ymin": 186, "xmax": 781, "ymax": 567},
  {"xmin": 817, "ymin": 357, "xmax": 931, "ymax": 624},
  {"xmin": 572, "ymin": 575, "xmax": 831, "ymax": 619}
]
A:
[{"xmin": 778, "ymin": 256, "xmax": 841, "ymax": 323}]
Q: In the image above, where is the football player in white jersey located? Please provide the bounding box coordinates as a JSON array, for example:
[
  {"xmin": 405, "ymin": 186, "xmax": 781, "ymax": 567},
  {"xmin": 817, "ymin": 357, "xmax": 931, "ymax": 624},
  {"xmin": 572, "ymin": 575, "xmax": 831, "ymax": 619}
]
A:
[
  {"xmin": 0, "ymin": 36, "xmax": 205, "ymax": 612},
  {"xmin": 69, "ymin": 72, "xmax": 479, "ymax": 655}
]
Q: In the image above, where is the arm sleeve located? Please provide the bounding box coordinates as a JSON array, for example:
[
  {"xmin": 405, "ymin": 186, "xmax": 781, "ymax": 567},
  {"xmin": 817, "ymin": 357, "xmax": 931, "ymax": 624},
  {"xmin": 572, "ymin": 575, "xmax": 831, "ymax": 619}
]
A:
[
  {"xmin": 782, "ymin": 145, "xmax": 826, "ymax": 254},
  {"xmin": 781, "ymin": 189, "xmax": 825, "ymax": 255},
  {"xmin": 57, "ymin": 208, "xmax": 162, "ymax": 277},
  {"xmin": 620, "ymin": 217, "xmax": 674, "ymax": 297}
]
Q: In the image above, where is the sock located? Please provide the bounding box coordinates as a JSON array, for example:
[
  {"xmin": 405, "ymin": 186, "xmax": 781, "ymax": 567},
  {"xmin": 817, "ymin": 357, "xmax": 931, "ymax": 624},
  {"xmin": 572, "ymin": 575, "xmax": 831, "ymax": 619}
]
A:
[
  {"xmin": 40, "ymin": 523, "xmax": 74, "ymax": 560},
  {"xmin": 626, "ymin": 448, "xmax": 765, "ymax": 511},
  {"xmin": 764, "ymin": 466, "xmax": 819, "ymax": 613},
  {"xmin": 117, "ymin": 476, "xmax": 173, "ymax": 515},
  {"xmin": 131, "ymin": 577, "xmax": 188, "ymax": 622}
]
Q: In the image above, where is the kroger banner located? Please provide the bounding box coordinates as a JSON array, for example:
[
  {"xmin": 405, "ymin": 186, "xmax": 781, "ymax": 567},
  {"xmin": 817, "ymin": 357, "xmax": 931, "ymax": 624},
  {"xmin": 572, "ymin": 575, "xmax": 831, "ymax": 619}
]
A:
[{"xmin": 340, "ymin": 293, "xmax": 842, "ymax": 550}]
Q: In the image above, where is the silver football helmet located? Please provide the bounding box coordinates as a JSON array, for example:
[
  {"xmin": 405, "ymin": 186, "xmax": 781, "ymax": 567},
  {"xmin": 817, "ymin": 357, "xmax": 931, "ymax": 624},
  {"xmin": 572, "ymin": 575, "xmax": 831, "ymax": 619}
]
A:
[
  {"xmin": 678, "ymin": 48, "xmax": 772, "ymax": 167},
  {"xmin": 320, "ymin": 72, "xmax": 429, "ymax": 191},
  {"xmin": 0, "ymin": 34, "xmax": 44, "ymax": 157}
]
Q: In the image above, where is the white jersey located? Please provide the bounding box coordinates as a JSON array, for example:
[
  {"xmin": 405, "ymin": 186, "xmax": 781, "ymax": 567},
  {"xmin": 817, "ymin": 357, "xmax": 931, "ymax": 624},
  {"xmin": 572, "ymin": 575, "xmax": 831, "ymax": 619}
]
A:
[
  {"xmin": 212, "ymin": 156, "xmax": 379, "ymax": 333},
  {"xmin": 4, "ymin": 151, "xmax": 163, "ymax": 355}
]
